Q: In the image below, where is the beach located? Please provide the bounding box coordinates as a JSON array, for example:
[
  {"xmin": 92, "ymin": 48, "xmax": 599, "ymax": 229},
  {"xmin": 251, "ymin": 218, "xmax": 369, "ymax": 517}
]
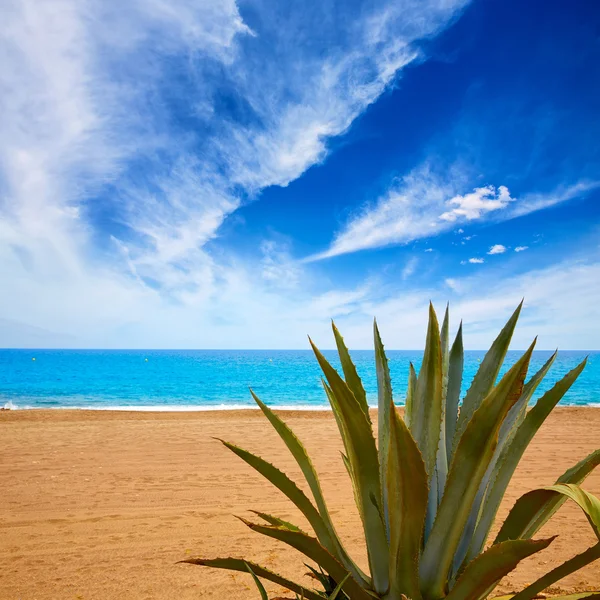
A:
[{"xmin": 1, "ymin": 407, "xmax": 599, "ymax": 600}]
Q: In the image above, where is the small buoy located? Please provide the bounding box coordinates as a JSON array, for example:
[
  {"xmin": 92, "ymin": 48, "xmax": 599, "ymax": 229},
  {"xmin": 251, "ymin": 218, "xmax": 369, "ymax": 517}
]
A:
[
  {"xmin": 144, "ymin": 358, "xmax": 148, "ymax": 362},
  {"xmin": 32, "ymin": 357, "xmax": 36, "ymax": 361}
]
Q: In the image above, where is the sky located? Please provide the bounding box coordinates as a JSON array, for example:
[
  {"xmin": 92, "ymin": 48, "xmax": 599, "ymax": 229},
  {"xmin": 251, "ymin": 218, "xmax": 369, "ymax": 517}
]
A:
[{"xmin": 1, "ymin": 0, "xmax": 599, "ymax": 350}]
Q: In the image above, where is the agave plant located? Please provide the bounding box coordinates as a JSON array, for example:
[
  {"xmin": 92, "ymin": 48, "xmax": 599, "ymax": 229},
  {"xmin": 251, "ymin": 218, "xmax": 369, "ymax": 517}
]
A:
[{"xmin": 182, "ymin": 303, "xmax": 600, "ymax": 600}]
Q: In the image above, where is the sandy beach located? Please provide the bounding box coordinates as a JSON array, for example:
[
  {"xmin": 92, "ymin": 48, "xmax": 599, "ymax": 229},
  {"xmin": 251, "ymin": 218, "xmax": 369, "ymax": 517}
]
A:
[{"xmin": 0, "ymin": 407, "xmax": 598, "ymax": 599}]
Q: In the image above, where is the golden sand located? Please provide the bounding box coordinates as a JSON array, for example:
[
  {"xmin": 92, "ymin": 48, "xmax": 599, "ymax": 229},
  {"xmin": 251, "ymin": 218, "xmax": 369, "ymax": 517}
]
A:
[{"xmin": 1, "ymin": 407, "xmax": 599, "ymax": 599}]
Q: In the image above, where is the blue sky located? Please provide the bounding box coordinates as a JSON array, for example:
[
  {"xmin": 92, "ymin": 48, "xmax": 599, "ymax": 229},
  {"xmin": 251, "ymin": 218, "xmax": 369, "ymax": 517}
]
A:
[{"xmin": 1, "ymin": 0, "xmax": 599, "ymax": 349}]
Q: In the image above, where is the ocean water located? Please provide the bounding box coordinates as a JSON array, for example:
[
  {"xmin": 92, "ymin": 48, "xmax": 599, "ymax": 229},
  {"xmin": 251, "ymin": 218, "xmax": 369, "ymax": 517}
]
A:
[{"xmin": 0, "ymin": 349, "xmax": 598, "ymax": 410}]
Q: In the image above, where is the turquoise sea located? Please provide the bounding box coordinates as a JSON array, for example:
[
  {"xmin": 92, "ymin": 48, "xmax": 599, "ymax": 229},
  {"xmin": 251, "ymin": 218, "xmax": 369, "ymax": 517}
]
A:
[{"xmin": 0, "ymin": 349, "xmax": 598, "ymax": 410}]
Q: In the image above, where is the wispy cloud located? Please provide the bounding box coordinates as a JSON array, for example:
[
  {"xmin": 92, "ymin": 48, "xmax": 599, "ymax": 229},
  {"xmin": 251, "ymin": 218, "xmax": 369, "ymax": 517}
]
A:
[
  {"xmin": 468, "ymin": 257, "xmax": 484, "ymax": 264},
  {"xmin": 488, "ymin": 244, "xmax": 507, "ymax": 255},
  {"xmin": 307, "ymin": 162, "xmax": 598, "ymax": 261},
  {"xmin": 402, "ymin": 256, "xmax": 419, "ymax": 280},
  {"xmin": 508, "ymin": 180, "xmax": 600, "ymax": 219},
  {"xmin": 515, "ymin": 246, "xmax": 528, "ymax": 252},
  {"xmin": 0, "ymin": 0, "xmax": 470, "ymax": 346}
]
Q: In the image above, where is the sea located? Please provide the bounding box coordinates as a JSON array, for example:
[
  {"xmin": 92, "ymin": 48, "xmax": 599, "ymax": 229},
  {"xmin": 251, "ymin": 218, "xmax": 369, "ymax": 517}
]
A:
[{"xmin": 0, "ymin": 349, "xmax": 598, "ymax": 410}]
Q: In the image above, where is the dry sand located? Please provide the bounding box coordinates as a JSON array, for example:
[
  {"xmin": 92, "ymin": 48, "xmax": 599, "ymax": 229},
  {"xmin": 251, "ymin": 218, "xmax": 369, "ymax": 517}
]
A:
[{"xmin": 1, "ymin": 407, "xmax": 599, "ymax": 600}]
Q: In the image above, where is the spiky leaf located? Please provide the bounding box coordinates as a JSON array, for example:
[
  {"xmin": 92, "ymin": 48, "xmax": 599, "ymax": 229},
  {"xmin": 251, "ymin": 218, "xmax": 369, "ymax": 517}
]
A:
[
  {"xmin": 445, "ymin": 322, "xmax": 463, "ymax": 462},
  {"xmin": 181, "ymin": 557, "xmax": 323, "ymax": 600},
  {"xmin": 333, "ymin": 322, "xmax": 369, "ymax": 419},
  {"xmin": 445, "ymin": 537, "xmax": 555, "ymax": 600},
  {"xmin": 411, "ymin": 303, "xmax": 443, "ymax": 482},
  {"xmin": 463, "ymin": 357, "xmax": 586, "ymax": 565},
  {"xmin": 239, "ymin": 518, "xmax": 373, "ymax": 600},
  {"xmin": 387, "ymin": 402, "xmax": 428, "ymax": 600},
  {"xmin": 419, "ymin": 341, "xmax": 535, "ymax": 600},
  {"xmin": 310, "ymin": 340, "xmax": 389, "ymax": 595},
  {"xmin": 452, "ymin": 302, "xmax": 522, "ymax": 455},
  {"xmin": 496, "ymin": 453, "xmax": 600, "ymax": 543},
  {"xmin": 218, "ymin": 439, "xmax": 331, "ymax": 548},
  {"xmin": 251, "ymin": 392, "xmax": 368, "ymax": 586}
]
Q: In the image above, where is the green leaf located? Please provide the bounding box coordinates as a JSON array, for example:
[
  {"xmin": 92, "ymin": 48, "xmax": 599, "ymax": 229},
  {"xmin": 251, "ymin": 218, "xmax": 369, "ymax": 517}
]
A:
[
  {"xmin": 246, "ymin": 562, "xmax": 269, "ymax": 600},
  {"xmin": 251, "ymin": 391, "xmax": 369, "ymax": 587},
  {"xmin": 436, "ymin": 304, "xmax": 451, "ymax": 505},
  {"xmin": 239, "ymin": 518, "xmax": 373, "ymax": 600},
  {"xmin": 496, "ymin": 451, "xmax": 600, "ymax": 543},
  {"xmin": 218, "ymin": 439, "xmax": 331, "ymax": 548},
  {"xmin": 452, "ymin": 302, "xmax": 523, "ymax": 456},
  {"xmin": 250, "ymin": 510, "xmax": 303, "ymax": 532},
  {"xmin": 411, "ymin": 303, "xmax": 443, "ymax": 484},
  {"xmin": 328, "ymin": 574, "xmax": 351, "ymax": 600},
  {"xmin": 463, "ymin": 356, "xmax": 584, "ymax": 565},
  {"xmin": 419, "ymin": 341, "xmax": 535, "ymax": 600},
  {"xmin": 181, "ymin": 557, "xmax": 323, "ymax": 600},
  {"xmin": 405, "ymin": 362, "xmax": 417, "ymax": 430},
  {"xmin": 452, "ymin": 351, "xmax": 561, "ymax": 576},
  {"xmin": 374, "ymin": 319, "xmax": 393, "ymax": 541},
  {"xmin": 333, "ymin": 322, "xmax": 370, "ymax": 419},
  {"xmin": 509, "ymin": 543, "xmax": 600, "ymax": 600},
  {"xmin": 445, "ymin": 537, "xmax": 555, "ymax": 600},
  {"xmin": 310, "ymin": 340, "xmax": 389, "ymax": 595},
  {"xmin": 387, "ymin": 402, "xmax": 428, "ymax": 600},
  {"xmin": 445, "ymin": 322, "xmax": 463, "ymax": 463}
]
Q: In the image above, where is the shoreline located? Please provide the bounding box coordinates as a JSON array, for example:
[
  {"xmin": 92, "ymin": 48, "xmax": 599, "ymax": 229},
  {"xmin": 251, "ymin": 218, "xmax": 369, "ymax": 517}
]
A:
[{"xmin": 3, "ymin": 402, "xmax": 600, "ymax": 414}]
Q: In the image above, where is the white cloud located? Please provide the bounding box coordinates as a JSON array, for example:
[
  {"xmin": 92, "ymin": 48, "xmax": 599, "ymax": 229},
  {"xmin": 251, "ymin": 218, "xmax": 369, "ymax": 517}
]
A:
[
  {"xmin": 508, "ymin": 180, "xmax": 600, "ymax": 219},
  {"xmin": 0, "ymin": 0, "xmax": 470, "ymax": 347},
  {"xmin": 308, "ymin": 162, "xmax": 597, "ymax": 261},
  {"xmin": 424, "ymin": 248, "xmax": 434, "ymax": 252},
  {"xmin": 445, "ymin": 278, "xmax": 460, "ymax": 292},
  {"xmin": 468, "ymin": 257, "xmax": 484, "ymax": 264},
  {"xmin": 488, "ymin": 244, "xmax": 507, "ymax": 255},
  {"xmin": 515, "ymin": 246, "xmax": 529, "ymax": 252},
  {"xmin": 402, "ymin": 256, "xmax": 418, "ymax": 280},
  {"xmin": 329, "ymin": 258, "xmax": 600, "ymax": 351},
  {"xmin": 305, "ymin": 162, "xmax": 518, "ymax": 261},
  {"xmin": 439, "ymin": 186, "xmax": 514, "ymax": 222}
]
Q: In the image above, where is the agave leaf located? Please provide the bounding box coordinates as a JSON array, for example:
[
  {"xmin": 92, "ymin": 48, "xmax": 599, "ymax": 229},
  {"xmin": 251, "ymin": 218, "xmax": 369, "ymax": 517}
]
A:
[
  {"xmin": 445, "ymin": 322, "xmax": 464, "ymax": 463},
  {"xmin": 419, "ymin": 341, "xmax": 535, "ymax": 600},
  {"xmin": 374, "ymin": 319, "xmax": 393, "ymax": 541},
  {"xmin": 445, "ymin": 537, "xmax": 555, "ymax": 600},
  {"xmin": 496, "ymin": 452, "xmax": 600, "ymax": 543},
  {"xmin": 181, "ymin": 557, "xmax": 323, "ymax": 600},
  {"xmin": 239, "ymin": 518, "xmax": 373, "ymax": 600},
  {"xmin": 435, "ymin": 304, "xmax": 451, "ymax": 506},
  {"xmin": 462, "ymin": 357, "xmax": 585, "ymax": 566},
  {"xmin": 250, "ymin": 510, "xmax": 304, "ymax": 532},
  {"xmin": 310, "ymin": 340, "xmax": 389, "ymax": 595},
  {"xmin": 246, "ymin": 562, "xmax": 270, "ymax": 600},
  {"xmin": 452, "ymin": 302, "xmax": 523, "ymax": 456},
  {"xmin": 412, "ymin": 303, "xmax": 443, "ymax": 482},
  {"xmin": 405, "ymin": 362, "xmax": 417, "ymax": 430},
  {"xmin": 218, "ymin": 439, "xmax": 332, "ymax": 549},
  {"xmin": 452, "ymin": 351, "xmax": 562, "ymax": 576},
  {"xmin": 333, "ymin": 322, "xmax": 370, "ymax": 419},
  {"xmin": 305, "ymin": 563, "xmax": 333, "ymax": 593},
  {"xmin": 542, "ymin": 484, "xmax": 600, "ymax": 536},
  {"xmin": 251, "ymin": 392, "xmax": 369, "ymax": 587},
  {"xmin": 509, "ymin": 542, "xmax": 600, "ymax": 600},
  {"xmin": 387, "ymin": 402, "xmax": 428, "ymax": 600},
  {"xmin": 328, "ymin": 574, "xmax": 351, "ymax": 600}
]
